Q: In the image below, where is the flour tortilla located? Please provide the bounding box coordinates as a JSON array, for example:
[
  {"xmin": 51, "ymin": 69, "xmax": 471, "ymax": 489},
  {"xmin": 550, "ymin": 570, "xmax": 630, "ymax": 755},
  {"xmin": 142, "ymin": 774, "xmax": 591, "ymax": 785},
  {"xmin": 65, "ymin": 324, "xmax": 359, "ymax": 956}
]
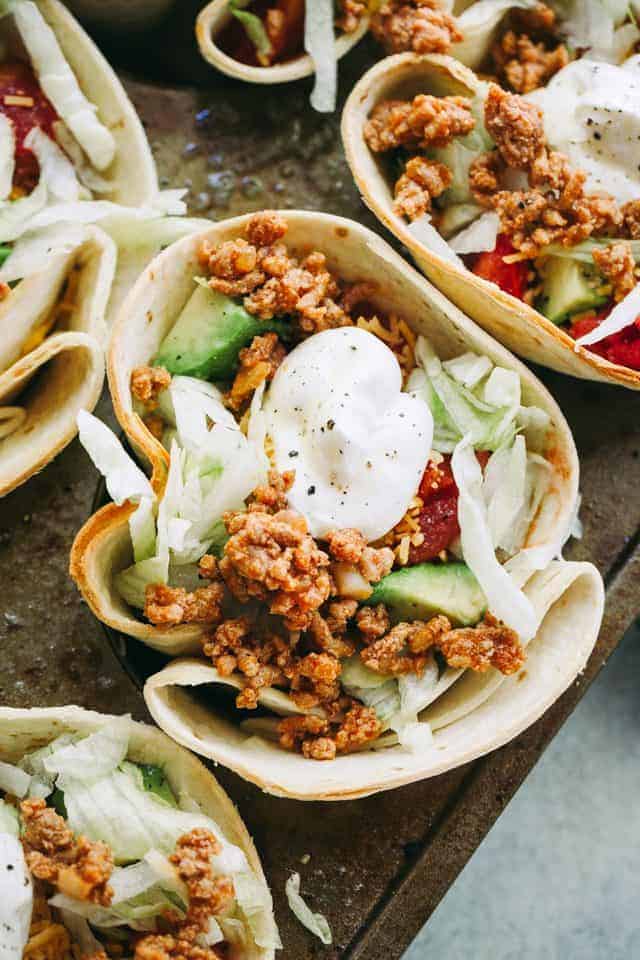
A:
[
  {"xmin": 196, "ymin": 0, "xmax": 369, "ymax": 86},
  {"xmin": 341, "ymin": 52, "xmax": 640, "ymax": 389},
  {"xmin": 0, "ymin": 705, "xmax": 276, "ymax": 958},
  {"xmin": 0, "ymin": 226, "xmax": 115, "ymax": 496},
  {"xmin": 0, "ymin": 0, "xmax": 159, "ymax": 493},
  {"xmin": 70, "ymin": 210, "xmax": 600, "ymax": 798}
]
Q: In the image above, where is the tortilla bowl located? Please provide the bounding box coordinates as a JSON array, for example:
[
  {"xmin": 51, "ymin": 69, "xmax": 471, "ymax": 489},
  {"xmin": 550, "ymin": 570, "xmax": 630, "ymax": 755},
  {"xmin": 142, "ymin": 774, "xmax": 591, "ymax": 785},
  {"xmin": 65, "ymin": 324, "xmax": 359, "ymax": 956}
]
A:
[
  {"xmin": 0, "ymin": 704, "xmax": 276, "ymax": 959},
  {"xmin": 69, "ymin": 210, "xmax": 602, "ymax": 797},
  {"xmin": 0, "ymin": 226, "xmax": 115, "ymax": 497},
  {"xmin": 196, "ymin": 0, "xmax": 369, "ymax": 85},
  {"xmin": 341, "ymin": 52, "xmax": 640, "ymax": 389}
]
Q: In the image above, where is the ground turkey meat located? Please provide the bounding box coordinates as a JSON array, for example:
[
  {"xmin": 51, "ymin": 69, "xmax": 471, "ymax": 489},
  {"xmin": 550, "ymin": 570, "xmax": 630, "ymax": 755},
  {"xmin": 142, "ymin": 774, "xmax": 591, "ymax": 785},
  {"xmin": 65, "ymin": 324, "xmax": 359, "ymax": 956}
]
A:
[
  {"xmin": 201, "ymin": 212, "xmax": 351, "ymax": 334},
  {"xmin": 325, "ymin": 528, "xmax": 394, "ymax": 584},
  {"xmin": 370, "ymin": 0, "xmax": 463, "ymax": 55},
  {"xmin": 338, "ymin": 0, "xmax": 366, "ymax": 32},
  {"xmin": 394, "ymin": 156, "xmax": 452, "ymax": 221},
  {"xmin": 21, "ymin": 799, "xmax": 113, "ymax": 906},
  {"xmin": 278, "ymin": 703, "xmax": 381, "ymax": 760},
  {"xmin": 144, "ymin": 581, "xmax": 225, "ymax": 628},
  {"xmin": 226, "ymin": 331, "xmax": 286, "ymax": 411},
  {"xmin": 364, "ymin": 94, "xmax": 475, "ymax": 153},
  {"xmin": 484, "ymin": 83, "xmax": 546, "ymax": 169},
  {"xmin": 439, "ymin": 612, "xmax": 525, "ymax": 673},
  {"xmin": 492, "ymin": 29, "xmax": 569, "ymax": 94},
  {"xmin": 130, "ymin": 365, "xmax": 171, "ymax": 409},
  {"xmin": 593, "ymin": 241, "xmax": 636, "ymax": 303},
  {"xmin": 134, "ymin": 830, "xmax": 232, "ymax": 959},
  {"xmin": 219, "ymin": 508, "xmax": 332, "ymax": 630}
]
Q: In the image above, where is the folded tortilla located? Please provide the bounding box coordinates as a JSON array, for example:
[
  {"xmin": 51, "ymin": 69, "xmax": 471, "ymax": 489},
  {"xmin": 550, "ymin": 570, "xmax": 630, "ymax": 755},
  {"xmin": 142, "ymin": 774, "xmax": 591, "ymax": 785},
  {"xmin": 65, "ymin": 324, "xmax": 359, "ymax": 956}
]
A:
[
  {"xmin": 69, "ymin": 211, "xmax": 603, "ymax": 797},
  {"xmin": 0, "ymin": 704, "xmax": 276, "ymax": 958},
  {"xmin": 0, "ymin": 0, "xmax": 160, "ymax": 493},
  {"xmin": 0, "ymin": 226, "xmax": 115, "ymax": 496},
  {"xmin": 341, "ymin": 52, "xmax": 640, "ymax": 389}
]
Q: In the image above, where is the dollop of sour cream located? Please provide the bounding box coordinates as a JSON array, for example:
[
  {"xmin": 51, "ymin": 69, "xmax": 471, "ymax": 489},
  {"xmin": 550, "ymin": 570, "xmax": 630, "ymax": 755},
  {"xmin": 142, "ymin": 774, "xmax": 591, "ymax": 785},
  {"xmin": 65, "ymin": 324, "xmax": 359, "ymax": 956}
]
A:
[
  {"xmin": 528, "ymin": 59, "xmax": 640, "ymax": 204},
  {"xmin": 0, "ymin": 833, "xmax": 32, "ymax": 957},
  {"xmin": 263, "ymin": 327, "xmax": 433, "ymax": 542}
]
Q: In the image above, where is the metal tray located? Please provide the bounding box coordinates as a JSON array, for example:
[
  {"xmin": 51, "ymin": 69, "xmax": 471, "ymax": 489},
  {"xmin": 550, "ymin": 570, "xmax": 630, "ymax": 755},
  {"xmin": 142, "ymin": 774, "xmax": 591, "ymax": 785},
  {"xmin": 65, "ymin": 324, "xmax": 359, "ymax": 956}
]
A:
[{"xmin": 1, "ymin": 4, "xmax": 640, "ymax": 956}]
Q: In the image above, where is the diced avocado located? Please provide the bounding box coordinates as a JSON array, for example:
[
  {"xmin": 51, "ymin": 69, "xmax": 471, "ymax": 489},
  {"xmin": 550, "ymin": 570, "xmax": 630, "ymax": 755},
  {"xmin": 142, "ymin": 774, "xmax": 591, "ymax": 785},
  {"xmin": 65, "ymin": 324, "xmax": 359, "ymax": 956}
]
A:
[
  {"xmin": 137, "ymin": 763, "xmax": 177, "ymax": 807},
  {"xmin": 364, "ymin": 562, "xmax": 486, "ymax": 627},
  {"xmin": 49, "ymin": 787, "xmax": 67, "ymax": 819},
  {"xmin": 154, "ymin": 283, "xmax": 292, "ymax": 381},
  {"xmin": 537, "ymin": 257, "xmax": 608, "ymax": 325}
]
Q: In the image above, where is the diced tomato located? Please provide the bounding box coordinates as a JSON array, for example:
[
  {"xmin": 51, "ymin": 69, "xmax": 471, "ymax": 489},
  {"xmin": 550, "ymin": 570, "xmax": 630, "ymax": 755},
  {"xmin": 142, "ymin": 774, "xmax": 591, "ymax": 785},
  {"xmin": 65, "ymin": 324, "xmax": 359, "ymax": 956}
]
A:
[
  {"xmin": 0, "ymin": 61, "xmax": 58, "ymax": 194},
  {"xmin": 409, "ymin": 452, "xmax": 490, "ymax": 564},
  {"xmin": 465, "ymin": 235, "xmax": 530, "ymax": 301},
  {"xmin": 569, "ymin": 304, "xmax": 640, "ymax": 372}
]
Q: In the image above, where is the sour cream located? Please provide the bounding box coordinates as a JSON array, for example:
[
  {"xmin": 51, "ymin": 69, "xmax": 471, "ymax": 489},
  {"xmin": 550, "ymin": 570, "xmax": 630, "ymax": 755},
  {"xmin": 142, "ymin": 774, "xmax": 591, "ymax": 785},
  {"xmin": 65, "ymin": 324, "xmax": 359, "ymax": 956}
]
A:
[
  {"xmin": 0, "ymin": 833, "xmax": 32, "ymax": 958},
  {"xmin": 264, "ymin": 327, "xmax": 433, "ymax": 542},
  {"xmin": 528, "ymin": 59, "xmax": 640, "ymax": 204}
]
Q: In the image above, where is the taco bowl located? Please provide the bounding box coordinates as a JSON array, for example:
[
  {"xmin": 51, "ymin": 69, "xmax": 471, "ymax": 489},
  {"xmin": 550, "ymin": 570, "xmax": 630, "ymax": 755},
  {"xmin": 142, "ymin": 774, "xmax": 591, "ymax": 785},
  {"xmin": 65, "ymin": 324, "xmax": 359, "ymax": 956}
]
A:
[
  {"xmin": 0, "ymin": 0, "xmax": 161, "ymax": 493},
  {"xmin": 71, "ymin": 209, "xmax": 602, "ymax": 798},
  {"xmin": 0, "ymin": 705, "xmax": 278, "ymax": 957},
  {"xmin": 196, "ymin": 0, "xmax": 368, "ymax": 110},
  {"xmin": 342, "ymin": 52, "xmax": 640, "ymax": 389}
]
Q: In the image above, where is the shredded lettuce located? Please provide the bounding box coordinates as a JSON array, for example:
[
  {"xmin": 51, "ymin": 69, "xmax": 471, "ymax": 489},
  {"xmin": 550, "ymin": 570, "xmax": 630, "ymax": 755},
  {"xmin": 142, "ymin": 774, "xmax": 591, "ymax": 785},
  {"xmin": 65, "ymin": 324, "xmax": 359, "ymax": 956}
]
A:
[
  {"xmin": 229, "ymin": 0, "xmax": 274, "ymax": 64},
  {"xmin": 0, "ymin": 179, "xmax": 47, "ymax": 243},
  {"xmin": 576, "ymin": 281, "xmax": 640, "ymax": 345},
  {"xmin": 450, "ymin": 211, "xmax": 500, "ymax": 254},
  {"xmin": 452, "ymin": 436, "xmax": 537, "ymax": 639},
  {"xmin": 305, "ymin": 0, "xmax": 338, "ymax": 113},
  {"xmin": 0, "ymin": 113, "xmax": 14, "ymax": 201},
  {"xmin": 553, "ymin": 0, "xmax": 632, "ymax": 60},
  {"xmin": 285, "ymin": 872, "xmax": 332, "ymax": 945},
  {"xmin": 43, "ymin": 720, "xmax": 130, "ymax": 785},
  {"xmin": 408, "ymin": 337, "xmax": 520, "ymax": 452},
  {"xmin": 23, "ymin": 128, "xmax": 81, "ymax": 202},
  {"xmin": 130, "ymin": 497, "xmax": 157, "ymax": 563},
  {"xmin": 0, "ymin": 223, "xmax": 87, "ymax": 284},
  {"xmin": 407, "ymin": 214, "xmax": 465, "ymax": 266},
  {"xmin": 12, "ymin": 0, "xmax": 116, "ymax": 170},
  {"xmin": 0, "ymin": 833, "xmax": 32, "ymax": 958},
  {"xmin": 0, "ymin": 760, "xmax": 31, "ymax": 798},
  {"xmin": 0, "ymin": 800, "xmax": 19, "ymax": 837},
  {"xmin": 78, "ymin": 410, "xmax": 154, "ymax": 506}
]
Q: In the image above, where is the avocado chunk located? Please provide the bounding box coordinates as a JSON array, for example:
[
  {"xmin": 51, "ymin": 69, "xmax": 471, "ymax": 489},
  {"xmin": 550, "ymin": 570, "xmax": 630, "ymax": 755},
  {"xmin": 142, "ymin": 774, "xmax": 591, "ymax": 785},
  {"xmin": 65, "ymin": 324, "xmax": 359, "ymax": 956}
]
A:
[
  {"xmin": 138, "ymin": 763, "xmax": 177, "ymax": 807},
  {"xmin": 537, "ymin": 257, "xmax": 608, "ymax": 325},
  {"xmin": 364, "ymin": 561, "xmax": 486, "ymax": 627},
  {"xmin": 154, "ymin": 284, "xmax": 291, "ymax": 381}
]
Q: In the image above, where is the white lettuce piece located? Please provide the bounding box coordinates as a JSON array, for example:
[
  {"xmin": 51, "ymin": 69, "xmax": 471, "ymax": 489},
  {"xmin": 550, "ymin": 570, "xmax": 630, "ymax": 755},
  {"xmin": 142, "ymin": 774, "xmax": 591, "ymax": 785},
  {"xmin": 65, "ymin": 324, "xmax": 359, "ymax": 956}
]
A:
[
  {"xmin": 0, "ymin": 759, "xmax": 31, "ymax": 797},
  {"xmin": 285, "ymin": 872, "xmax": 332, "ymax": 945},
  {"xmin": 43, "ymin": 718, "xmax": 130, "ymax": 784},
  {"xmin": 576, "ymin": 282, "xmax": 640, "ymax": 345},
  {"xmin": 24, "ymin": 127, "xmax": 81, "ymax": 202},
  {"xmin": 130, "ymin": 496, "xmax": 157, "ymax": 563},
  {"xmin": 452, "ymin": 436, "xmax": 537, "ymax": 639},
  {"xmin": 305, "ymin": 0, "xmax": 337, "ymax": 113},
  {"xmin": 0, "ymin": 113, "xmax": 15, "ymax": 201},
  {"xmin": 0, "ymin": 800, "xmax": 19, "ymax": 837},
  {"xmin": 0, "ymin": 222, "xmax": 88, "ymax": 283},
  {"xmin": 77, "ymin": 411, "xmax": 154, "ymax": 506},
  {"xmin": 13, "ymin": 0, "xmax": 116, "ymax": 170},
  {"xmin": 449, "ymin": 211, "xmax": 500, "ymax": 254}
]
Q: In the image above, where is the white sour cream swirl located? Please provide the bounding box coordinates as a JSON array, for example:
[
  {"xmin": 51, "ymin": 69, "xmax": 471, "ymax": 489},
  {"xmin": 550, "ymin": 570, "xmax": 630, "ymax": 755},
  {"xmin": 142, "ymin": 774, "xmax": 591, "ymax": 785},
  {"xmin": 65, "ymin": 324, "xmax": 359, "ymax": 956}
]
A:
[{"xmin": 264, "ymin": 327, "xmax": 433, "ymax": 542}]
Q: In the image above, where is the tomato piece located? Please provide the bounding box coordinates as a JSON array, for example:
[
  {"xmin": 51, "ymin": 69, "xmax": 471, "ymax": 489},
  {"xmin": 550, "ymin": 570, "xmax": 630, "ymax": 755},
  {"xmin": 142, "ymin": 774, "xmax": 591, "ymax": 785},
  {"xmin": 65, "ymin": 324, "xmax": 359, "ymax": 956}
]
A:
[
  {"xmin": 466, "ymin": 235, "xmax": 530, "ymax": 301},
  {"xmin": 569, "ymin": 304, "xmax": 640, "ymax": 372},
  {"xmin": 0, "ymin": 61, "xmax": 58, "ymax": 194},
  {"xmin": 409, "ymin": 452, "xmax": 489, "ymax": 564}
]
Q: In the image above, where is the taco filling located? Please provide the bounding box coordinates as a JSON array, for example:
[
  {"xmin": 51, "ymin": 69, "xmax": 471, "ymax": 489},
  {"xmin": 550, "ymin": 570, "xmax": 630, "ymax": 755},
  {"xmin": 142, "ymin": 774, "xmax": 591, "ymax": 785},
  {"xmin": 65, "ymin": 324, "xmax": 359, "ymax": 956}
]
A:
[
  {"xmin": 80, "ymin": 212, "xmax": 558, "ymax": 761},
  {"xmin": 0, "ymin": 719, "xmax": 277, "ymax": 958},
  {"xmin": 363, "ymin": 57, "xmax": 640, "ymax": 370}
]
